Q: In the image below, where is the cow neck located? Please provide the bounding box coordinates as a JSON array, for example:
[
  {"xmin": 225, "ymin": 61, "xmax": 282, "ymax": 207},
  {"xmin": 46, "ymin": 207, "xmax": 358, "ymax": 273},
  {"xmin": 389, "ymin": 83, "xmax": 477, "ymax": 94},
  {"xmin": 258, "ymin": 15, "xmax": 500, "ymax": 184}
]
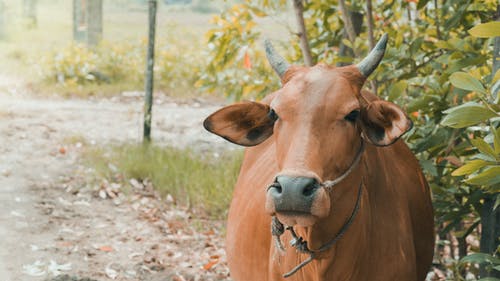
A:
[{"xmin": 271, "ymin": 138, "xmax": 365, "ymax": 278}]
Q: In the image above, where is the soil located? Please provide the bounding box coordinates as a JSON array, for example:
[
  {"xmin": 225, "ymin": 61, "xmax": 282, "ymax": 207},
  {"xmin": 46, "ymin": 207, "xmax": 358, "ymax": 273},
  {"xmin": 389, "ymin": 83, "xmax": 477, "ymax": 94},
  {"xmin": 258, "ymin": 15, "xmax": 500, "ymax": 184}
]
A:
[{"xmin": 0, "ymin": 77, "xmax": 237, "ymax": 281}]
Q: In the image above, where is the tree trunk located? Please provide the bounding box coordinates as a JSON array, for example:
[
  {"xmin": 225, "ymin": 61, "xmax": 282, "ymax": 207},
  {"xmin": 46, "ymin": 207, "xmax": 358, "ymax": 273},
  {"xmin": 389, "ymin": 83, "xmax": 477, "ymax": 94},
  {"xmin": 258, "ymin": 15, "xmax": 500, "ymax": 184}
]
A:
[
  {"xmin": 292, "ymin": 0, "xmax": 313, "ymax": 66},
  {"xmin": 73, "ymin": 0, "xmax": 102, "ymax": 46},
  {"xmin": 365, "ymin": 0, "xmax": 377, "ymax": 92},
  {"xmin": 87, "ymin": 0, "xmax": 102, "ymax": 46},
  {"xmin": 23, "ymin": 0, "xmax": 37, "ymax": 28},
  {"xmin": 492, "ymin": 5, "xmax": 500, "ymax": 102},
  {"xmin": 479, "ymin": 196, "xmax": 500, "ymax": 278},
  {"xmin": 143, "ymin": 0, "xmax": 157, "ymax": 143},
  {"xmin": 365, "ymin": 0, "xmax": 374, "ymax": 49},
  {"xmin": 479, "ymin": 5, "xmax": 500, "ymax": 278},
  {"xmin": 0, "ymin": 1, "xmax": 5, "ymax": 40},
  {"xmin": 336, "ymin": 3, "xmax": 363, "ymax": 67}
]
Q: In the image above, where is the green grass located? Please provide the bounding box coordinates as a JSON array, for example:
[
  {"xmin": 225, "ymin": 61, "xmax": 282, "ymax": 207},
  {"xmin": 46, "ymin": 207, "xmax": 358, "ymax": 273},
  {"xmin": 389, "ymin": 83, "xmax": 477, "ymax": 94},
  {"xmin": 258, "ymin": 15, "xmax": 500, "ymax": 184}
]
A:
[{"xmin": 84, "ymin": 143, "xmax": 243, "ymax": 218}]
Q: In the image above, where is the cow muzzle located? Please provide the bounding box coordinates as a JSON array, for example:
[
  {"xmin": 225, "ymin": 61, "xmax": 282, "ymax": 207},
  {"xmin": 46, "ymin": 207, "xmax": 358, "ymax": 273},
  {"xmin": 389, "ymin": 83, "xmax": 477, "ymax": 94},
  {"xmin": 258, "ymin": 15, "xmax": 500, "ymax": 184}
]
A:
[{"xmin": 265, "ymin": 175, "xmax": 330, "ymax": 227}]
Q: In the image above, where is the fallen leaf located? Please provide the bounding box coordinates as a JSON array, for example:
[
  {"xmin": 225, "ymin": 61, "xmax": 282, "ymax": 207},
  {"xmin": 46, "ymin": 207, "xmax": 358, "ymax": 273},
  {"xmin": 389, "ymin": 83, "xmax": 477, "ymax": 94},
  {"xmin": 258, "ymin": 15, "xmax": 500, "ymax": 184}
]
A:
[
  {"xmin": 99, "ymin": 189, "xmax": 107, "ymax": 199},
  {"xmin": 204, "ymin": 229, "xmax": 215, "ymax": 236},
  {"xmin": 203, "ymin": 256, "xmax": 219, "ymax": 270},
  {"xmin": 99, "ymin": 245, "xmax": 114, "ymax": 252},
  {"xmin": 172, "ymin": 275, "xmax": 186, "ymax": 281},
  {"xmin": 11, "ymin": 210, "xmax": 25, "ymax": 218},
  {"xmin": 166, "ymin": 194, "xmax": 174, "ymax": 203},
  {"xmin": 106, "ymin": 188, "xmax": 117, "ymax": 198},
  {"xmin": 128, "ymin": 252, "xmax": 142, "ymax": 259},
  {"xmin": 105, "ymin": 264, "xmax": 119, "ymax": 279},
  {"xmin": 47, "ymin": 260, "xmax": 71, "ymax": 276},
  {"xmin": 243, "ymin": 51, "xmax": 252, "ymax": 69},
  {"xmin": 59, "ymin": 147, "xmax": 66, "ymax": 154},
  {"xmin": 129, "ymin": 178, "xmax": 143, "ymax": 189},
  {"xmin": 22, "ymin": 260, "xmax": 46, "ymax": 277},
  {"xmin": 57, "ymin": 241, "xmax": 73, "ymax": 248}
]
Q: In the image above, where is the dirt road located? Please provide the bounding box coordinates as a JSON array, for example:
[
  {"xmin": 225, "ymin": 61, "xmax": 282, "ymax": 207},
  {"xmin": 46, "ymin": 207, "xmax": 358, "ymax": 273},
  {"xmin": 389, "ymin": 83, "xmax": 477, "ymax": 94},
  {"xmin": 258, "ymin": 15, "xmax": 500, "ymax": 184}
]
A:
[{"xmin": 0, "ymin": 86, "xmax": 236, "ymax": 280}]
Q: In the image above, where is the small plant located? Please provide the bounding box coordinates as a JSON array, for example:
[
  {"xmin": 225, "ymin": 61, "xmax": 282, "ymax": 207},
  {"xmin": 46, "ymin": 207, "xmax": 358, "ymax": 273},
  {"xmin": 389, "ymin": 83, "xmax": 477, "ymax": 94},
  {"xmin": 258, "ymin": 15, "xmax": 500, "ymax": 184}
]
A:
[{"xmin": 84, "ymin": 144, "xmax": 243, "ymax": 218}]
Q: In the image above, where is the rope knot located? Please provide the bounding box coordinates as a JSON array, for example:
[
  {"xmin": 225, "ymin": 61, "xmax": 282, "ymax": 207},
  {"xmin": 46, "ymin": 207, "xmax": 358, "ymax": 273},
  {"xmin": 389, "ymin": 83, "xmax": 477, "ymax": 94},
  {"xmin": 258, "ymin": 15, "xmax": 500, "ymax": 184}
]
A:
[{"xmin": 271, "ymin": 216, "xmax": 285, "ymax": 236}]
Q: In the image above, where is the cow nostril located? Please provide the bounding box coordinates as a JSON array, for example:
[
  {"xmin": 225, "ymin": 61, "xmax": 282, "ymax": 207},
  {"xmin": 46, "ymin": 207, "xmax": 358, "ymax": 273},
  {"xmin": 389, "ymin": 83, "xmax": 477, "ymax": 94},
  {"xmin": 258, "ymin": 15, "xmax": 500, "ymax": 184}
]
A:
[
  {"xmin": 302, "ymin": 183, "xmax": 318, "ymax": 197},
  {"xmin": 269, "ymin": 182, "xmax": 282, "ymax": 194}
]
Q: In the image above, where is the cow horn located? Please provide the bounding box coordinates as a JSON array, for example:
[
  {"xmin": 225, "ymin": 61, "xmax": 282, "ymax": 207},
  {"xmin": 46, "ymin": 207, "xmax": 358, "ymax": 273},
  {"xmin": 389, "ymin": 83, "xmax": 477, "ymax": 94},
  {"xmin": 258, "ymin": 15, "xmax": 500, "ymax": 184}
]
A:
[
  {"xmin": 264, "ymin": 39, "xmax": 290, "ymax": 78},
  {"xmin": 356, "ymin": 33, "xmax": 388, "ymax": 77}
]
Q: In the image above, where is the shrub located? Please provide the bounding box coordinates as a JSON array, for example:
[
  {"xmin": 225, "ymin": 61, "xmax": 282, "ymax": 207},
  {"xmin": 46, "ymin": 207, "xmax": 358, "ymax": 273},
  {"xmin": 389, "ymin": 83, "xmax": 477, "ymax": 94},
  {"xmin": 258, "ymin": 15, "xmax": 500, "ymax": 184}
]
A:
[{"xmin": 36, "ymin": 27, "xmax": 203, "ymax": 97}]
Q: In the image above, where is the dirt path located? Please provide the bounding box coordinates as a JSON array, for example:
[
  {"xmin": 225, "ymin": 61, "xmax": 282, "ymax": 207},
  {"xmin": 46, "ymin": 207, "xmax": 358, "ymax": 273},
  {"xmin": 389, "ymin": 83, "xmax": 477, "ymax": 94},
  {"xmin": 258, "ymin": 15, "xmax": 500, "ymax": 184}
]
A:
[{"xmin": 0, "ymin": 86, "xmax": 236, "ymax": 280}]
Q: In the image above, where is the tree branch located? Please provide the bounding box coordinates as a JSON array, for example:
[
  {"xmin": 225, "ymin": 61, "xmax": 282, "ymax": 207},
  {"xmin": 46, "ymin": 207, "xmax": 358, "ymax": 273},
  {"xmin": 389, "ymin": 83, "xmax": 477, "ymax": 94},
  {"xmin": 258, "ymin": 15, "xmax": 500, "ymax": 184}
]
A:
[
  {"xmin": 434, "ymin": 0, "xmax": 441, "ymax": 40},
  {"xmin": 292, "ymin": 0, "xmax": 313, "ymax": 66},
  {"xmin": 365, "ymin": 0, "xmax": 375, "ymax": 49},
  {"xmin": 365, "ymin": 0, "xmax": 377, "ymax": 92},
  {"xmin": 337, "ymin": 0, "xmax": 362, "ymax": 67},
  {"xmin": 338, "ymin": 0, "xmax": 357, "ymax": 45}
]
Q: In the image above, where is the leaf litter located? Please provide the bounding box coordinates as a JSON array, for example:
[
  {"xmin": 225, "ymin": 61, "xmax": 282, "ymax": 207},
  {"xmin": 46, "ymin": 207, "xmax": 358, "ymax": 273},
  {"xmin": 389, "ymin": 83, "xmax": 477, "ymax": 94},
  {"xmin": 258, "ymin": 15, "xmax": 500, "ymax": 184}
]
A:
[
  {"xmin": 29, "ymin": 164, "xmax": 231, "ymax": 281},
  {"xmin": 1, "ymin": 89, "xmax": 232, "ymax": 281}
]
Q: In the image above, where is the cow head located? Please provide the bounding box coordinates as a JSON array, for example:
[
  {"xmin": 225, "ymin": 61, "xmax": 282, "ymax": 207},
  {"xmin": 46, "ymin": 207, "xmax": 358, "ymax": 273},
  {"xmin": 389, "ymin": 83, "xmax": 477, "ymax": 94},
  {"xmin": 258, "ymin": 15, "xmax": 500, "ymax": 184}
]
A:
[{"xmin": 204, "ymin": 34, "xmax": 412, "ymax": 227}]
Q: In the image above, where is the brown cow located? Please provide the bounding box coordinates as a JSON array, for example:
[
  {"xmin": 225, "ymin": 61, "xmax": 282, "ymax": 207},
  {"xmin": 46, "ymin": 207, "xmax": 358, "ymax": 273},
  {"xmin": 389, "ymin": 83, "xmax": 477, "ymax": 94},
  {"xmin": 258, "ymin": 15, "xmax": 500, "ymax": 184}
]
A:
[{"xmin": 204, "ymin": 34, "xmax": 434, "ymax": 281}]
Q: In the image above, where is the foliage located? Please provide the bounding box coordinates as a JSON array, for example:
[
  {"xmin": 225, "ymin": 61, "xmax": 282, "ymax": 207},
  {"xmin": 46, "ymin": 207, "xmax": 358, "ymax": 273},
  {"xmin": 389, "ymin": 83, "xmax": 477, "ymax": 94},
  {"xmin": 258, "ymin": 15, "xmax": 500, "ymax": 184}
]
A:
[
  {"xmin": 202, "ymin": 0, "xmax": 500, "ymax": 278},
  {"xmin": 195, "ymin": 3, "xmax": 280, "ymax": 100},
  {"xmin": 84, "ymin": 144, "xmax": 243, "ymax": 218},
  {"xmin": 441, "ymin": 21, "xmax": 500, "ymax": 278},
  {"xmin": 35, "ymin": 25, "xmax": 203, "ymax": 97},
  {"xmin": 460, "ymin": 253, "xmax": 500, "ymax": 280}
]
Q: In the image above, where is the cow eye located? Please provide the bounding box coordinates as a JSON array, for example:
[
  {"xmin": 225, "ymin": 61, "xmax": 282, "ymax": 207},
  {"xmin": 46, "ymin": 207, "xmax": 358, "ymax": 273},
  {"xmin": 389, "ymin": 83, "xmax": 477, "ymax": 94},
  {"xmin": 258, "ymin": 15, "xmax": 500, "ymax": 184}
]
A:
[
  {"xmin": 344, "ymin": 110, "xmax": 359, "ymax": 122},
  {"xmin": 268, "ymin": 109, "xmax": 279, "ymax": 121}
]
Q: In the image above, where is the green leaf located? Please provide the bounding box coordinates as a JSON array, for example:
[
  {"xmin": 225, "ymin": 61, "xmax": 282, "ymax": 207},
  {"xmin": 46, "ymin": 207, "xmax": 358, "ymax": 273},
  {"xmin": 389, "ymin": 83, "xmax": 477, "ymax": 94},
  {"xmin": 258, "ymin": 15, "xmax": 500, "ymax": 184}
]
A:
[
  {"xmin": 469, "ymin": 22, "xmax": 500, "ymax": 38},
  {"xmin": 467, "ymin": 3, "xmax": 491, "ymax": 12},
  {"xmin": 450, "ymin": 72, "xmax": 486, "ymax": 94},
  {"xmin": 441, "ymin": 102, "xmax": 498, "ymax": 128},
  {"xmin": 493, "ymin": 69, "xmax": 500, "ymax": 84},
  {"xmin": 417, "ymin": 0, "xmax": 430, "ymax": 10},
  {"xmin": 452, "ymin": 159, "xmax": 490, "ymax": 176},
  {"xmin": 461, "ymin": 253, "xmax": 500, "ymax": 265},
  {"xmin": 388, "ymin": 80, "xmax": 407, "ymax": 101},
  {"xmin": 471, "ymin": 138, "xmax": 498, "ymax": 160},
  {"xmin": 410, "ymin": 37, "xmax": 423, "ymax": 55},
  {"xmin": 247, "ymin": 6, "xmax": 268, "ymax": 17},
  {"xmin": 492, "ymin": 126, "xmax": 500, "ymax": 154},
  {"xmin": 341, "ymin": 38, "xmax": 352, "ymax": 49},
  {"xmin": 494, "ymin": 194, "xmax": 500, "ymax": 210},
  {"xmin": 478, "ymin": 278, "xmax": 500, "ymax": 281},
  {"xmin": 465, "ymin": 166, "xmax": 500, "ymax": 186},
  {"xmin": 435, "ymin": 40, "xmax": 453, "ymax": 50},
  {"xmin": 420, "ymin": 159, "xmax": 437, "ymax": 177}
]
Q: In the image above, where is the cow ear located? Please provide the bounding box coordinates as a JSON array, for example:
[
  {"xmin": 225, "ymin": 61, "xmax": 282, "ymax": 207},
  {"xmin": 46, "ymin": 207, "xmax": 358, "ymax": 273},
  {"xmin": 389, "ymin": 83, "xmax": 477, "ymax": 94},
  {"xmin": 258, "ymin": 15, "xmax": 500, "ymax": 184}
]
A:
[
  {"xmin": 203, "ymin": 101, "xmax": 275, "ymax": 147},
  {"xmin": 359, "ymin": 100, "xmax": 413, "ymax": 146}
]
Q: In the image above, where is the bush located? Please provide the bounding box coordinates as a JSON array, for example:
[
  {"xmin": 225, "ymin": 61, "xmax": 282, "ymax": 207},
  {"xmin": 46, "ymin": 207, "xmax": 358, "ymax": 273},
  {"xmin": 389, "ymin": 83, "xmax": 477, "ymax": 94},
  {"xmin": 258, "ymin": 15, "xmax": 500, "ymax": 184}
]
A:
[{"xmin": 36, "ymin": 26, "xmax": 203, "ymax": 97}]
